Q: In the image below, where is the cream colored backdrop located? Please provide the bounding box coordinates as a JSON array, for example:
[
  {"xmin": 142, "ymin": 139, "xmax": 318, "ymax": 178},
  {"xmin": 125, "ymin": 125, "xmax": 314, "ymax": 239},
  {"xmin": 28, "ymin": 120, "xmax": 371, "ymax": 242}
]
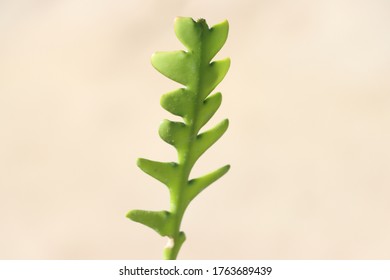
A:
[{"xmin": 1, "ymin": 0, "xmax": 390, "ymax": 259}]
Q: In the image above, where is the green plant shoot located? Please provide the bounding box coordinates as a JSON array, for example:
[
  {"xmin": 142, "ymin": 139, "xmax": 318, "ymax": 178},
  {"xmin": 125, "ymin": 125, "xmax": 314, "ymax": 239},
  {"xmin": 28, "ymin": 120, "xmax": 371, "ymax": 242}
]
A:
[{"xmin": 127, "ymin": 17, "xmax": 230, "ymax": 260}]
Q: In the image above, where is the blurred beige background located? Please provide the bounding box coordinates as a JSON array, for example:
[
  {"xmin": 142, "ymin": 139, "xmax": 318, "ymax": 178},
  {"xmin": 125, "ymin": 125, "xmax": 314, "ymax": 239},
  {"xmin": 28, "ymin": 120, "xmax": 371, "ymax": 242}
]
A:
[{"xmin": 1, "ymin": 0, "xmax": 390, "ymax": 259}]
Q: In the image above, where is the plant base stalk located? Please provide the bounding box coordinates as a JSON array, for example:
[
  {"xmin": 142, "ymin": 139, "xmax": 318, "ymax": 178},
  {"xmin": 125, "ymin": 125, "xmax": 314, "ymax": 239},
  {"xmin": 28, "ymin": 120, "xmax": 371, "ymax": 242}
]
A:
[{"xmin": 163, "ymin": 232, "xmax": 186, "ymax": 260}]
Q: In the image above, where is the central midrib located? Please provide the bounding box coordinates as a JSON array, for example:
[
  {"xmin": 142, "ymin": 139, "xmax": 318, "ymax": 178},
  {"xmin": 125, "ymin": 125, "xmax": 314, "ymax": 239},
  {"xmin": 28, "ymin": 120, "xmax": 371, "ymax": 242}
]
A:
[{"xmin": 170, "ymin": 21, "xmax": 208, "ymax": 237}]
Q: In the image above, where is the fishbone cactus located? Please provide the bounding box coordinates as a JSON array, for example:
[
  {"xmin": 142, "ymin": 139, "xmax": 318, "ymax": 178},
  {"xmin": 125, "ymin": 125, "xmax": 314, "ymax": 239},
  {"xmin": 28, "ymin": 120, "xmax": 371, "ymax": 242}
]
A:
[{"xmin": 127, "ymin": 17, "xmax": 230, "ymax": 260}]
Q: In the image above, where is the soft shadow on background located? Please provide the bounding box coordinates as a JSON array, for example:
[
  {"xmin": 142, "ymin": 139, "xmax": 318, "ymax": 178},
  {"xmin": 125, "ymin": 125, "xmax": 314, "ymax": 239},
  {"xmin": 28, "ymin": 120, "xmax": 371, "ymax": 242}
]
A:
[{"xmin": 1, "ymin": 0, "xmax": 390, "ymax": 259}]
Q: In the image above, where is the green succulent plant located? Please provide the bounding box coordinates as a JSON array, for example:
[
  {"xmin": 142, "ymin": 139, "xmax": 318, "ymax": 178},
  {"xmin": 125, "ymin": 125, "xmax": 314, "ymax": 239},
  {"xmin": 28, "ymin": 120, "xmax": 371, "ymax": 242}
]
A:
[{"xmin": 127, "ymin": 17, "xmax": 230, "ymax": 260}]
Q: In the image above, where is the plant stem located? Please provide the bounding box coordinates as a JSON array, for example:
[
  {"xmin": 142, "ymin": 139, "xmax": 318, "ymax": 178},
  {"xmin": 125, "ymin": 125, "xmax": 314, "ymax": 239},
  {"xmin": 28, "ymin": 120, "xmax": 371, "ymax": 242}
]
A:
[
  {"xmin": 128, "ymin": 17, "xmax": 230, "ymax": 260},
  {"xmin": 162, "ymin": 24, "xmax": 206, "ymax": 259}
]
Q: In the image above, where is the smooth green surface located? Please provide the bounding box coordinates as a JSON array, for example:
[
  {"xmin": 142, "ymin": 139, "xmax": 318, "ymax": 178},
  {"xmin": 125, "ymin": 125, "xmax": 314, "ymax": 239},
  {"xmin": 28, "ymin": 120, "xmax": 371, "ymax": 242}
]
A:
[{"xmin": 127, "ymin": 17, "xmax": 230, "ymax": 260}]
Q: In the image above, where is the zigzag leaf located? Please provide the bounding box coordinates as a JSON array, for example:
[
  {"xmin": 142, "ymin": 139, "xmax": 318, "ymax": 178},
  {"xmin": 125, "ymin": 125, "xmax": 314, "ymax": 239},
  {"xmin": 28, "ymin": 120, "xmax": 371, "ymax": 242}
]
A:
[
  {"xmin": 151, "ymin": 51, "xmax": 194, "ymax": 86},
  {"xmin": 203, "ymin": 19, "xmax": 229, "ymax": 62},
  {"xmin": 201, "ymin": 58, "xmax": 231, "ymax": 99},
  {"xmin": 136, "ymin": 158, "xmax": 179, "ymax": 188},
  {"xmin": 192, "ymin": 119, "xmax": 229, "ymax": 162},
  {"xmin": 174, "ymin": 17, "xmax": 201, "ymax": 51},
  {"xmin": 158, "ymin": 120, "xmax": 189, "ymax": 149},
  {"xmin": 160, "ymin": 88, "xmax": 195, "ymax": 119},
  {"xmin": 196, "ymin": 92, "xmax": 222, "ymax": 131},
  {"xmin": 186, "ymin": 165, "xmax": 230, "ymax": 203},
  {"xmin": 126, "ymin": 210, "xmax": 172, "ymax": 237}
]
